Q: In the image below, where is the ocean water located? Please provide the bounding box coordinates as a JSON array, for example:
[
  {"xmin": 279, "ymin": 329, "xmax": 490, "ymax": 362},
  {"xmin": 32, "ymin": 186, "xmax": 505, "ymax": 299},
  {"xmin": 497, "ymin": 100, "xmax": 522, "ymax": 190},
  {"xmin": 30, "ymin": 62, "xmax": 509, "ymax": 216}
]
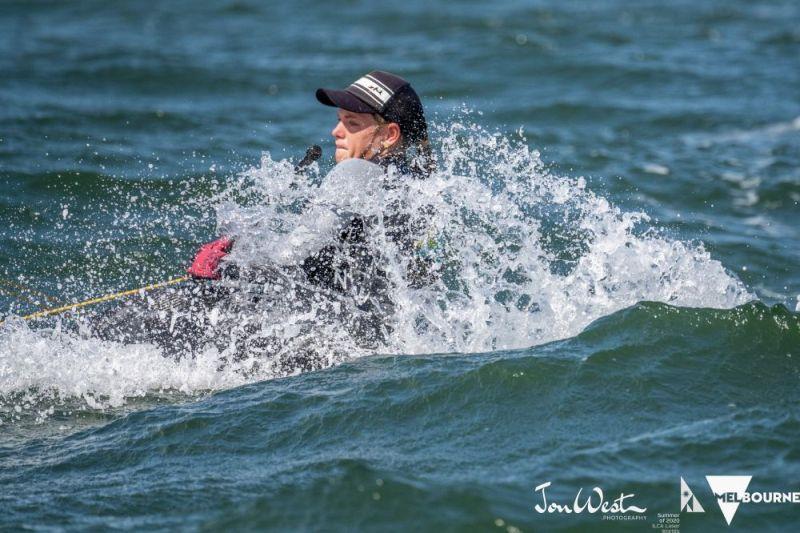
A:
[{"xmin": 1, "ymin": 0, "xmax": 799, "ymax": 530}]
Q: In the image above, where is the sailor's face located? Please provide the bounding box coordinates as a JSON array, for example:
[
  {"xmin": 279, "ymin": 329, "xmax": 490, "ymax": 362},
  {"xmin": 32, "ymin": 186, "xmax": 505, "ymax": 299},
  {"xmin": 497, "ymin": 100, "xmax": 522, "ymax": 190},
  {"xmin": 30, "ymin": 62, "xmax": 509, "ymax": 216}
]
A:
[{"xmin": 331, "ymin": 109, "xmax": 381, "ymax": 163}]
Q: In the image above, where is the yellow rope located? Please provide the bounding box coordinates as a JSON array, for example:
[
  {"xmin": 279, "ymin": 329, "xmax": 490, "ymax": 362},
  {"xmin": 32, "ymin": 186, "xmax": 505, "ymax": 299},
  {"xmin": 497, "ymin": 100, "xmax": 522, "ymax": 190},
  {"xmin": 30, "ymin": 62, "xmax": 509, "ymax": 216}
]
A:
[{"xmin": 18, "ymin": 276, "xmax": 191, "ymax": 321}]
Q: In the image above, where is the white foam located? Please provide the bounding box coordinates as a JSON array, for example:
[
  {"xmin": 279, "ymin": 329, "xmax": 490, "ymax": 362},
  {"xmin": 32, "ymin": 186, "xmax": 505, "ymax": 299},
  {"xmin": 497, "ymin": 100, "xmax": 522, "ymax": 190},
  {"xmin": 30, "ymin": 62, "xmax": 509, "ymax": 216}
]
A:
[
  {"xmin": 0, "ymin": 317, "xmax": 264, "ymax": 421},
  {"xmin": 0, "ymin": 116, "xmax": 753, "ymax": 418}
]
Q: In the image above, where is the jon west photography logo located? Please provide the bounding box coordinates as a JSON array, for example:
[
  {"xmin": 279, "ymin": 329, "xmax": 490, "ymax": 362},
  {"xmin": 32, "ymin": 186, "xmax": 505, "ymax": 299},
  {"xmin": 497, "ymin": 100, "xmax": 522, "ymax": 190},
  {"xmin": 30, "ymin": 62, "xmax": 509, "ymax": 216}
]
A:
[{"xmin": 533, "ymin": 481, "xmax": 647, "ymax": 522}]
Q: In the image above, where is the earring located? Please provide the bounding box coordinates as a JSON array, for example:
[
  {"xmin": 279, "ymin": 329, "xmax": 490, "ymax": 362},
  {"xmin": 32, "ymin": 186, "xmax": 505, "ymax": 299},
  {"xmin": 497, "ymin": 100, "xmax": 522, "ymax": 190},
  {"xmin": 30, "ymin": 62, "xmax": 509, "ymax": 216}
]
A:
[{"xmin": 381, "ymin": 141, "xmax": 391, "ymax": 149}]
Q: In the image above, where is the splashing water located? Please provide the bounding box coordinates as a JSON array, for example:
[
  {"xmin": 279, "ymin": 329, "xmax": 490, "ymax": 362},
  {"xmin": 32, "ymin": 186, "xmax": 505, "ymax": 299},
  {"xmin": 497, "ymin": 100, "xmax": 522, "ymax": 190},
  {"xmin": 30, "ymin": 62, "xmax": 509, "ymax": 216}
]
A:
[{"xmin": 0, "ymin": 117, "xmax": 753, "ymax": 419}]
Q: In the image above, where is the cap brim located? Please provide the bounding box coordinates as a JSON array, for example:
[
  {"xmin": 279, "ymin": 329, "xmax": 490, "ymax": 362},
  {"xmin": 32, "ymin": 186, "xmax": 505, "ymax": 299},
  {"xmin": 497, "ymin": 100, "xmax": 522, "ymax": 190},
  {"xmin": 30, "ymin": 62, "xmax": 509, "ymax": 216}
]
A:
[{"xmin": 316, "ymin": 88, "xmax": 376, "ymax": 113}]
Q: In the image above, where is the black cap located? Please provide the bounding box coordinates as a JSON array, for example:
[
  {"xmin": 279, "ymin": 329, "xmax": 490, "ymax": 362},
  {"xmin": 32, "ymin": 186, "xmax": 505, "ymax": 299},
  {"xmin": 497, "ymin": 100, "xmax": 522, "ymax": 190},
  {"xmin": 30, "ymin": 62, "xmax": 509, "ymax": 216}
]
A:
[{"xmin": 316, "ymin": 71, "xmax": 428, "ymax": 144}]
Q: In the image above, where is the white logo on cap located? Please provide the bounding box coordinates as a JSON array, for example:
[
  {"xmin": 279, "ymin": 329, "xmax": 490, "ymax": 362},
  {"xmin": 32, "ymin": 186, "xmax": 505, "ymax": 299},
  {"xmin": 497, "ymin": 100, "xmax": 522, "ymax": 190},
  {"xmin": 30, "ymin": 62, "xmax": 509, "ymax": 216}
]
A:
[{"xmin": 350, "ymin": 75, "xmax": 394, "ymax": 107}]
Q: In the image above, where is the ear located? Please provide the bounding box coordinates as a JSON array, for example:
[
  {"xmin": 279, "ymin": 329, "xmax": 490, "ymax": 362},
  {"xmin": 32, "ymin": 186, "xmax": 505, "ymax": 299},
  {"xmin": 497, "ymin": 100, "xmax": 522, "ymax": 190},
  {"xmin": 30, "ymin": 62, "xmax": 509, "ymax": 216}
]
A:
[{"xmin": 383, "ymin": 122, "xmax": 402, "ymax": 148}]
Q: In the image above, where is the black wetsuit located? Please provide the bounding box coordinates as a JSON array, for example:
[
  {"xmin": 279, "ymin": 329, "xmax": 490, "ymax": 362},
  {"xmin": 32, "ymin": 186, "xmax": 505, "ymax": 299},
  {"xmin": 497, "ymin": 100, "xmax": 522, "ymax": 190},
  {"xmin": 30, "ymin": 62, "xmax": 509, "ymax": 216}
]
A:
[
  {"xmin": 290, "ymin": 154, "xmax": 435, "ymax": 346},
  {"xmin": 88, "ymin": 154, "xmax": 435, "ymax": 369}
]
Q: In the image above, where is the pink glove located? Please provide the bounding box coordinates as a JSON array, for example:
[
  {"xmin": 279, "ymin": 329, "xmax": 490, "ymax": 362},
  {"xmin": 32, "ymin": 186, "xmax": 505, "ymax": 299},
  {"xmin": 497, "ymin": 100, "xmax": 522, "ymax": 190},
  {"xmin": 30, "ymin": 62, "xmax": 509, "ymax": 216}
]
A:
[{"xmin": 187, "ymin": 237, "xmax": 234, "ymax": 280}]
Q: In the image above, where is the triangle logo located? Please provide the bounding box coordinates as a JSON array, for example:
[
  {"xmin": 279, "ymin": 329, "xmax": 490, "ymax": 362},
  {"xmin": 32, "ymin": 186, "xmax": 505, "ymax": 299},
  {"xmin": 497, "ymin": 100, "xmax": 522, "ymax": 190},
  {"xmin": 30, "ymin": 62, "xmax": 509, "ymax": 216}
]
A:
[
  {"xmin": 680, "ymin": 477, "xmax": 704, "ymax": 513},
  {"xmin": 706, "ymin": 475, "xmax": 752, "ymax": 525}
]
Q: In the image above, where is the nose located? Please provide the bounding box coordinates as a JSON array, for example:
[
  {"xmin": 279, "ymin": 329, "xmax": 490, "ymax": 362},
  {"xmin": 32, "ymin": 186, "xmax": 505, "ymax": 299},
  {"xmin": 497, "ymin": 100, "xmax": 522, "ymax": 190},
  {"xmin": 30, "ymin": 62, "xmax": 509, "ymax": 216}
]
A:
[{"xmin": 332, "ymin": 120, "xmax": 345, "ymax": 138}]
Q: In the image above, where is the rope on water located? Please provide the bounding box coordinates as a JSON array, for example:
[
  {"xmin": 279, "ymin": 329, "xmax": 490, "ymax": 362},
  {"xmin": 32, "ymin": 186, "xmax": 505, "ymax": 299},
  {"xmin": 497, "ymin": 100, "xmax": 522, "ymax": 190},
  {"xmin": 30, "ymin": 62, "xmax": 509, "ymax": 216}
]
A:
[{"xmin": 3, "ymin": 275, "xmax": 191, "ymax": 322}]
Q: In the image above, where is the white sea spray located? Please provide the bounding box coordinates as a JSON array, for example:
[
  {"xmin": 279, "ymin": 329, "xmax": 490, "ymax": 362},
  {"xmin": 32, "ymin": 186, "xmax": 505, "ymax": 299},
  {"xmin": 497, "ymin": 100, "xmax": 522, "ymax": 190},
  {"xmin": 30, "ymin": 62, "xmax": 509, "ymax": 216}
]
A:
[{"xmin": 0, "ymin": 117, "xmax": 753, "ymax": 418}]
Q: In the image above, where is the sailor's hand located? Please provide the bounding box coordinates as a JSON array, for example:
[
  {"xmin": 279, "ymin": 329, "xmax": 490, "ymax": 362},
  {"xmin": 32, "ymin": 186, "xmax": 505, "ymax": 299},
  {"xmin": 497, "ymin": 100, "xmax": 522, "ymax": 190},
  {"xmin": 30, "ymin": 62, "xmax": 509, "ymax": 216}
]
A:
[{"xmin": 187, "ymin": 236, "xmax": 234, "ymax": 280}]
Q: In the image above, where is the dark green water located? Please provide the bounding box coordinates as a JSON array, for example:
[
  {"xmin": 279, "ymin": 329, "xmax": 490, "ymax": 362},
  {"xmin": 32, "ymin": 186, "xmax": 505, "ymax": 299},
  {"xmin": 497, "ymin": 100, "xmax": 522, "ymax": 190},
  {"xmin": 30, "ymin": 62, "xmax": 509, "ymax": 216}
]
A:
[
  {"xmin": 2, "ymin": 303, "xmax": 798, "ymax": 531},
  {"xmin": 1, "ymin": 0, "xmax": 799, "ymax": 530}
]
